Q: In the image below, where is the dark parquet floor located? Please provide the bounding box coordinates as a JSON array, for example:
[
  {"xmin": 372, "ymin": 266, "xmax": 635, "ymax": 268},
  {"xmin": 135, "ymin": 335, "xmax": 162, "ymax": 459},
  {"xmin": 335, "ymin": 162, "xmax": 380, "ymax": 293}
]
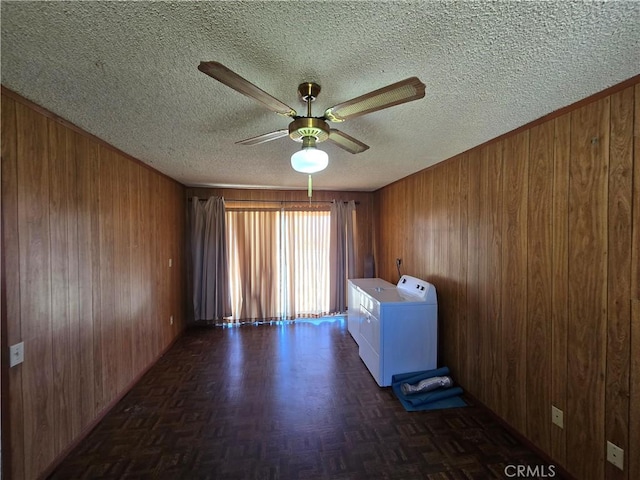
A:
[{"xmin": 49, "ymin": 318, "xmax": 558, "ymax": 480}]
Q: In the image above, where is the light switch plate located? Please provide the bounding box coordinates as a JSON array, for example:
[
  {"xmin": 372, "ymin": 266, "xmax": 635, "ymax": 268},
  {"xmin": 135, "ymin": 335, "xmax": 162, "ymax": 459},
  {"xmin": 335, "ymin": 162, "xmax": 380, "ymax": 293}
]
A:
[{"xmin": 10, "ymin": 342, "xmax": 24, "ymax": 367}]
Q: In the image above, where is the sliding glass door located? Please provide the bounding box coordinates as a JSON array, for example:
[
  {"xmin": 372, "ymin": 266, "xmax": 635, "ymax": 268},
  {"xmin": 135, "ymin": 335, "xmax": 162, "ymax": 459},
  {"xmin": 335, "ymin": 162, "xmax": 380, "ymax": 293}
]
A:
[{"xmin": 225, "ymin": 205, "xmax": 331, "ymax": 323}]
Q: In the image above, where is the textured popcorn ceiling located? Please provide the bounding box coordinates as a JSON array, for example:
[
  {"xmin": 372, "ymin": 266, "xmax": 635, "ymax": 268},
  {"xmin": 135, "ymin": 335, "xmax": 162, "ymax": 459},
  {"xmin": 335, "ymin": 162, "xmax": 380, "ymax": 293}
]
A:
[{"xmin": 2, "ymin": 1, "xmax": 639, "ymax": 191}]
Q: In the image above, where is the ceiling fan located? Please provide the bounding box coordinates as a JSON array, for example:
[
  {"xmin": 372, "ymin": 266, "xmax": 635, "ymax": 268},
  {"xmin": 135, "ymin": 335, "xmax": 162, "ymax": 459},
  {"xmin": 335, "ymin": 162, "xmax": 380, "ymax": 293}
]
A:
[{"xmin": 198, "ymin": 61, "xmax": 426, "ymax": 173}]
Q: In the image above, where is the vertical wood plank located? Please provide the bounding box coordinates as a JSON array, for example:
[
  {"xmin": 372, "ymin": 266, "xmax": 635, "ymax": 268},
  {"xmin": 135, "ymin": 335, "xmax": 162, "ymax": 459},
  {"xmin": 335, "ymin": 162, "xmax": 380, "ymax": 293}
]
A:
[
  {"xmin": 161, "ymin": 177, "xmax": 172, "ymax": 349},
  {"xmin": 457, "ymin": 154, "xmax": 469, "ymax": 390},
  {"xmin": 398, "ymin": 181, "xmax": 408, "ymax": 280},
  {"xmin": 527, "ymin": 121, "xmax": 554, "ymax": 455},
  {"xmin": 446, "ymin": 158, "xmax": 461, "ymax": 377},
  {"xmin": 158, "ymin": 177, "xmax": 169, "ymax": 349},
  {"xmin": 630, "ymin": 83, "xmax": 640, "ymax": 480},
  {"xmin": 114, "ymin": 152, "xmax": 133, "ymax": 392},
  {"xmin": 403, "ymin": 175, "xmax": 417, "ymax": 275},
  {"xmin": 48, "ymin": 119, "xmax": 74, "ymax": 453},
  {"xmin": 98, "ymin": 145, "xmax": 117, "ymax": 406},
  {"xmin": 179, "ymin": 188, "xmax": 186, "ymax": 328},
  {"xmin": 465, "ymin": 149, "xmax": 481, "ymax": 398},
  {"xmin": 372, "ymin": 192, "xmax": 380, "ymax": 278},
  {"xmin": 373, "ymin": 190, "xmax": 383, "ymax": 279},
  {"xmin": 386, "ymin": 187, "xmax": 402, "ymax": 283},
  {"xmin": 1, "ymin": 94, "xmax": 25, "ymax": 480},
  {"xmin": 152, "ymin": 174, "xmax": 162, "ymax": 354},
  {"xmin": 433, "ymin": 165, "xmax": 445, "ymax": 281},
  {"xmin": 169, "ymin": 182, "xmax": 179, "ymax": 336},
  {"xmin": 604, "ymin": 86, "xmax": 634, "ymax": 479},
  {"xmin": 500, "ymin": 130, "xmax": 529, "ymax": 435},
  {"xmin": 174, "ymin": 182, "xmax": 186, "ymax": 327},
  {"xmin": 480, "ymin": 141, "xmax": 503, "ymax": 414},
  {"xmin": 92, "ymin": 141, "xmax": 106, "ymax": 414},
  {"xmin": 551, "ymin": 112, "xmax": 571, "ymax": 466},
  {"xmin": 567, "ymin": 98, "xmax": 609, "ymax": 480},
  {"xmin": 378, "ymin": 187, "xmax": 389, "ymax": 280},
  {"xmin": 16, "ymin": 101, "xmax": 55, "ymax": 480},
  {"xmin": 171, "ymin": 183, "xmax": 181, "ymax": 333},
  {"xmin": 634, "ymin": 84, "xmax": 640, "ymax": 302},
  {"xmin": 432, "ymin": 165, "xmax": 449, "ymax": 363},
  {"xmin": 141, "ymin": 166, "xmax": 155, "ymax": 367},
  {"xmin": 390, "ymin": 182, "xmax": 404, "ymax": 281},
  {"xmin": 75, "ymin": 133, "xmax": 98, "ymax": 426},
  {"xmin": 168, "ymin": 182, "xmax": 184, "ymax": 332},
  {"xmin": 489, "ymin": 141, "xmax": 504, "ymax": 417},
  {"xmin": 478, "ymin": 146, "xmax": 490, "ymax": 403},
  {"xmin": 129, "ymin": 162, "xmax": 144, "ymax": 373},
  {"xmin": 385, "ymin": 186, "xmax": 395, "ymax": 281},
  {"xmin": 65, "ymin": 130, "xmax": 82, "ymax": 441},
  {"xmin": 422, "ymin": 172, "xmax": 433, "ymax": 282}
]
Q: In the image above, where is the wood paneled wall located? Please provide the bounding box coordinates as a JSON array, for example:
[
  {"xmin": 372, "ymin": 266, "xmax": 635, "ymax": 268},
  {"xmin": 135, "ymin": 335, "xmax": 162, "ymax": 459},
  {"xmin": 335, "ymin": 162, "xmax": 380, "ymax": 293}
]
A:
[
  {"xmin": 374, "ymin": 78, "xmax": 639, "ymax": 480},
  {"xmin": 187, "ymin": 187, "xmax": 376, "ymax": 280},
  {"xmin": 1, "ymin": 89, "xmax": 187, "ymax": 480}
]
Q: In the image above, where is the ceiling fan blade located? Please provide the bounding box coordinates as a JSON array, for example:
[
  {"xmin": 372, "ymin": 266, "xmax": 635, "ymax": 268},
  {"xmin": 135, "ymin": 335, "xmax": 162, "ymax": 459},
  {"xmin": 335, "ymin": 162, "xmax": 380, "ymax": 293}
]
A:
[
  {"xmin": 198, "ymin": 61, "xmax": 297, "ymax": 117},
  {"xmin": 326, "ymin": 129, "xmax": 370, "ymax": 154},
  {"xmin": 236, "ymin": 129, "xmax": 289, "ymax": 146},
  {"xmin": 324, "ymin": 77, "xmax": 425, "ymax": 122}
]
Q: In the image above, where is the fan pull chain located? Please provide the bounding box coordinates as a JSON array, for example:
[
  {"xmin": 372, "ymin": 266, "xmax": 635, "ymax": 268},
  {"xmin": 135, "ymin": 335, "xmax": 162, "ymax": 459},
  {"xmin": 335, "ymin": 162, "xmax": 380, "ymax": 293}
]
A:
[{"xmin": 308, "ymin": 174, "xmax": 313, "ymax": 199}]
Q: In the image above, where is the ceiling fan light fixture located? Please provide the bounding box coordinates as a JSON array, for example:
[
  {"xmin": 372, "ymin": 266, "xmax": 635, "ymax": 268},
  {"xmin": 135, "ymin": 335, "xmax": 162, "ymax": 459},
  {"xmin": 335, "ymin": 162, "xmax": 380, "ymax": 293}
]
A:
[{"xmin": 291, "ymin": 137, "xmax": 328, "ymax": 174}]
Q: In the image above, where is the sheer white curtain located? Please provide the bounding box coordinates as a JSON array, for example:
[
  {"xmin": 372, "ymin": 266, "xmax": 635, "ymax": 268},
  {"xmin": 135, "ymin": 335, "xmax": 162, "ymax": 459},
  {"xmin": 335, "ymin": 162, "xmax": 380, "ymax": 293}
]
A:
[
  {"xmin": 189, "ymin": 196, "xmax": 231, "ymax": 324},
  {"xmin": 225, "ymin": 203, "xmax": 331, "ymax": 323},
  {"xmin": 329, "ymin": 200, "xmax": 356, "ymax": 312},
  {"xmin": 281, "ymin": 210, "xmax": 331, "ymax": 318}
]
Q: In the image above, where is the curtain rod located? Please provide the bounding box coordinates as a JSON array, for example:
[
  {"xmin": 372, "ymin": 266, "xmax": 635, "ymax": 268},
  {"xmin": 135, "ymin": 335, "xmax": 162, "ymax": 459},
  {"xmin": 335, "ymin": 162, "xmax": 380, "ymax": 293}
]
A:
[{"xmin": 188, "ymin": 197, "xmax": 359, "ymax": 205}]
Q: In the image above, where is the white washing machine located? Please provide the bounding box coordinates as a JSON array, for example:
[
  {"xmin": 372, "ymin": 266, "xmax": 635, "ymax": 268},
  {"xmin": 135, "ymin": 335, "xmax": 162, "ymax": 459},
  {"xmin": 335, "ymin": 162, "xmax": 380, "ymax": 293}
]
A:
[
  {"xmin": 347, "ymin": 277, "xmax": 395, "ymax": 344},
  {"xmin": 350, "ymin": 275, "xmax": 438, "ymax": 387}
]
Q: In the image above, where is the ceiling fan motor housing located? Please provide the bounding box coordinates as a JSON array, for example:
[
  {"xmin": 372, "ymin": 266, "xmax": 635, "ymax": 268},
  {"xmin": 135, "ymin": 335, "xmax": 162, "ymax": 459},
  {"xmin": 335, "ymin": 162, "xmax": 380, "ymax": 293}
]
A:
[{"xmin": 288, "ymin": 117, "xmax": 330, "ymax": 143}]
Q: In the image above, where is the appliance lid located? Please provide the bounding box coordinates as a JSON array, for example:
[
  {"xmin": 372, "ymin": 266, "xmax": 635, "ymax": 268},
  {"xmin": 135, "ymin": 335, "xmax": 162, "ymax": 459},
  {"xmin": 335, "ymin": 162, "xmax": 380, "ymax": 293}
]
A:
[{"xmin": 349, "ymin": 278, "xmax": 395, "ymax": 290}]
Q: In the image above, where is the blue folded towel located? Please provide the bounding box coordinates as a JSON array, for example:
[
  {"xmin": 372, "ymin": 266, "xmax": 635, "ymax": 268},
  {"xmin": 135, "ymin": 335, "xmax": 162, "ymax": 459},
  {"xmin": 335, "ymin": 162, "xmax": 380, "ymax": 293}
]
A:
[
  {"xmin": 393, "ymin": 366, "xmax": 451, "ymax": 387},
  {"xmin": 400, "ymin": 385, "xmax": 464, "ymax": 406},
  {"xmin": 391, "ymin": 366, "xmax": 467, "ymax": 411}
]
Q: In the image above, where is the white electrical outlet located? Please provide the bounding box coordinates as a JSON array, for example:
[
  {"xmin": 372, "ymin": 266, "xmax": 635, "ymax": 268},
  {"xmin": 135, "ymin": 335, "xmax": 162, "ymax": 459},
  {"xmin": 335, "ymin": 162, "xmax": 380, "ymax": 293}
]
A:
[
  {"xmin": 10, "ymin": 342, "xmax": 25, "ymax": 367},
  {"xmin": 607, "ymin": 441, "xmax": 624, "ymax": 470},
  {"xmin": 551, "ymin": 405, "xmax": 563, "ymax": 428},
  {"xmin": 169, "ymin": 258, "xmax": 173, "ymax": 268}
]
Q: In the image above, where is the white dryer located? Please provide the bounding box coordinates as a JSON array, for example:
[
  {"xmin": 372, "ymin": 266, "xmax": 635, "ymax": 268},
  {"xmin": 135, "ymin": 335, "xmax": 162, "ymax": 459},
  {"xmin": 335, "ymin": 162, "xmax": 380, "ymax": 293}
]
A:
[{"xmin": 350, "ymin": 275, "xmax": 438, "ymax": 387}]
